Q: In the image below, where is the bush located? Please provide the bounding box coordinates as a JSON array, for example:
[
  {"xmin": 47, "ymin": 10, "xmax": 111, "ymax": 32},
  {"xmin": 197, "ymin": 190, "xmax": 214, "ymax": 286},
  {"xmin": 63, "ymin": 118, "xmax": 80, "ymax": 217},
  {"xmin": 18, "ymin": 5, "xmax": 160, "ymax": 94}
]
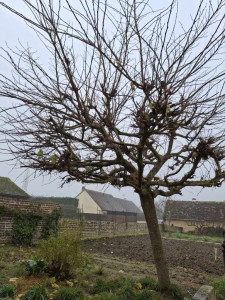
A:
[
  {"xmin": 0, "ymin": 284, "xmax": 16, "ymax": 298},
  {"xmin": 20, "ymin": 284, "xmax": 48, "ymax": 300},
  {"xmin": 139, "ymin": 277, "xmax": 159, "ymax": 290},
  {"xmin": 23, "ymin": 258, "xmax": 45, "ymax": 276},
  {"xmin": 38, "ymin": 230, "xmax": 87, "ymax": 280},
  {"xmin": 211, "ymin": 276, "xmax": 225, "ymax": 300},
  {"xmin": 53, "ymin": 288, "xmax": 84, "ymax": 300}
]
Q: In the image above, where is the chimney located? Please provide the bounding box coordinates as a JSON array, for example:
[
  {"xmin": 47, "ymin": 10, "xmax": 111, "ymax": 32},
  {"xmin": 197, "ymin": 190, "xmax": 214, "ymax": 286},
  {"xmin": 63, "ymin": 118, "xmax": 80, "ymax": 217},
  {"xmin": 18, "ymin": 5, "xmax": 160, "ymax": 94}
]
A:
[{"xmin": 82, "ymin": 186, "xmax": 86, "ymax": 192}]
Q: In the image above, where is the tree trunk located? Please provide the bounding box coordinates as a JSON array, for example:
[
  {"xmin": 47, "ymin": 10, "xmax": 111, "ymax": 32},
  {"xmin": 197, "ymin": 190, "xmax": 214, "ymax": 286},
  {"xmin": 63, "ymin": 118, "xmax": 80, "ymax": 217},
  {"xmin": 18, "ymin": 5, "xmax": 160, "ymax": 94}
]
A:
[{"xmin": 140, "ymin": 192, "xmax": 171, "ymax": 289}]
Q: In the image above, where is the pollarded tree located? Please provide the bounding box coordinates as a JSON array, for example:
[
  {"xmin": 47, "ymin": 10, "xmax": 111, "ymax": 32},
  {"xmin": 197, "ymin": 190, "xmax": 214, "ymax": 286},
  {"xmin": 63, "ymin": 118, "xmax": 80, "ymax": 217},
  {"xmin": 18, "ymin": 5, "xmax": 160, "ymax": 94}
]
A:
[{"xmin": 1, "ymin": 0, "xmax": 225, "ymax": 289}]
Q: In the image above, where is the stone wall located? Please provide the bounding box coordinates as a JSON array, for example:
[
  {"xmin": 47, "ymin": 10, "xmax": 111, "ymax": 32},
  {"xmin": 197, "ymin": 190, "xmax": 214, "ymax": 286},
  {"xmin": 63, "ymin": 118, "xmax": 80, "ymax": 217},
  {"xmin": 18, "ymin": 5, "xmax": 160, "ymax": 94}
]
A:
[
  {"xmin": 0, "ymin": 196, "xmax": 60, "ymax": 214},
  {"xmin": 0, "ymin": 196, "xmax": 61, "ymax": 244},
  {"xmin": 61, "ymin": 219, "xmax": 148, "ymax": 237}
]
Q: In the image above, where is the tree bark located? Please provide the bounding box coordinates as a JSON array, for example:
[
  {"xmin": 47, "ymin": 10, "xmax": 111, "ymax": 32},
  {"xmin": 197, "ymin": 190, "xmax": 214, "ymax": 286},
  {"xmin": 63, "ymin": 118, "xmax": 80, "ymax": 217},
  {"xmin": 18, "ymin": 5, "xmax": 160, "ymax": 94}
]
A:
[{"xmin": 140, "ymin": 192, "xmax": 171, "ymax": 289}]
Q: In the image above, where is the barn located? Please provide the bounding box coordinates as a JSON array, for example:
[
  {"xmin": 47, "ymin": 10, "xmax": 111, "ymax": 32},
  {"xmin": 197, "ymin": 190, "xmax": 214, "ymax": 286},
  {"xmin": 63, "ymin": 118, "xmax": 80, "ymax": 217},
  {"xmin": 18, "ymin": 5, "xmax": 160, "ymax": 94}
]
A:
[
  {"xmin": 163, "ymin": 200, "xmax": 225, "ymax": 234},
  {"xmin": 76, "ymin": 187, "xmax": 142, "ymax": 223}
]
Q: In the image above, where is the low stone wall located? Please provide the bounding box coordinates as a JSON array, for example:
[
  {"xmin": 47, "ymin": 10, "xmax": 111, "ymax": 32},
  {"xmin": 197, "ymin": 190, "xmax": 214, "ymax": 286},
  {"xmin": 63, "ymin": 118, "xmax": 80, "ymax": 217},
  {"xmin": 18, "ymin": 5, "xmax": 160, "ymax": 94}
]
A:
[
  {"xmin": 0, "ymin": 196, "xmax": 60, "ymax": 214},
  {"xmin": 0, "ymin": 196, "xmax": 60, "ymax": 244},
  {"xmin": 61, "ymin": 219, "xmax": 148, "ymax": 237},
  {"xmin": 193, "ymin": 285, "xmax": 216, "ymax": 300}
]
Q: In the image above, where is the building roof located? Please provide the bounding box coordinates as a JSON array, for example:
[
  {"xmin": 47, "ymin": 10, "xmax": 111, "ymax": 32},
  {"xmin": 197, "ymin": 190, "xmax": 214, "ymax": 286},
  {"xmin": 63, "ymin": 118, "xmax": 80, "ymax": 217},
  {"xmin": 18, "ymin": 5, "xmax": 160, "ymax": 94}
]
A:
[
  {"xmin": 0, "ymin": 177, "xmax": 29, "ymax": 198},
  {"xmin": 83, "ymin": 189, "xmax": 142, "ymax": 214},
  {"xmin": 164, "ymin": 200, "xmax": 225, "ymax": 222}
]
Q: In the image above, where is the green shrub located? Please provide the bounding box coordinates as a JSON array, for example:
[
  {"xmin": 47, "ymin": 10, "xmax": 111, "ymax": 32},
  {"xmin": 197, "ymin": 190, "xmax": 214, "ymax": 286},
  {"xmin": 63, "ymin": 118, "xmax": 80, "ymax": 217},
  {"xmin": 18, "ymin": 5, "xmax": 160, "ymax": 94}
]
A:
[
  {"xmin": 92, "ymin": 278, "xmax": 133, "ymax": 294},
  {"xmin": 38, "ymin": 230, "xmax": 86, "ymax": 280},
  {"xmin": 0, "ymin": 284, "xmax": 16, "ymax": 298},
  {"xmin": 53, "ymin": 288, "xmax": 84, "ymax": 300},
  {"xmin": 211, "ymin": 276, "xmax": 225, "ymax": 300},
  {"xmin": 23, "ymin": 258, "xmax": 45, "ymax": 276},
  {"xmin": 20, "ymin": 284, "xmax": 48, "ymax": 300},
  {"xmin": 139, "ymin": 277, "xmax": 159, "ymax": 290}
]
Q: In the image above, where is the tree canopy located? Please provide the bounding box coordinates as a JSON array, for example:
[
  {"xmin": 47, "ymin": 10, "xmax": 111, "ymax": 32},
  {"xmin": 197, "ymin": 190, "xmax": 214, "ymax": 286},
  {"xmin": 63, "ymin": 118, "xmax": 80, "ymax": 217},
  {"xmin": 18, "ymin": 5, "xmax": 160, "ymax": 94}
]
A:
[{"xmin": 1, "ymin": 0, "xmax": 225, "ymax": 289}]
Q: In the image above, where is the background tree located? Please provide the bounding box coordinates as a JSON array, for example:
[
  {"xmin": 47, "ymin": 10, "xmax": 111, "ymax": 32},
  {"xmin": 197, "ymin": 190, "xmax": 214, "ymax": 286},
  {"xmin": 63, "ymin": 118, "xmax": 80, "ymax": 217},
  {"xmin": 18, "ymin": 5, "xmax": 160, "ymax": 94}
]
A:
[{"xmin": 1, "ymin": 0, "xmax": 225, "ymax": 289}]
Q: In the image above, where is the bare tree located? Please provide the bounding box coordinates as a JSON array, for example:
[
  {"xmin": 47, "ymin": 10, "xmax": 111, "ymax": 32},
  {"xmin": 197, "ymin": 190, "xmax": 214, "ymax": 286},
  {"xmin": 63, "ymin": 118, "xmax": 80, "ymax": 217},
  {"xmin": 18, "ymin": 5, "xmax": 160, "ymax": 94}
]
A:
[{"xmin": 1, "ymin": 0, "xmax": 225, "ymax": 289}]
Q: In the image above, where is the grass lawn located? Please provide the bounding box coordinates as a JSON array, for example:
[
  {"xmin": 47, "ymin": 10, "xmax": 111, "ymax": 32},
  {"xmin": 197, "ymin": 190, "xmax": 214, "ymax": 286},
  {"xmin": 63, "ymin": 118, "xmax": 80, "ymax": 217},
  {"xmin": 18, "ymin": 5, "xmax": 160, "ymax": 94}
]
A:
[{"xmin": 161, "ymin": 232, "xmax": 222, "ymax": 243}]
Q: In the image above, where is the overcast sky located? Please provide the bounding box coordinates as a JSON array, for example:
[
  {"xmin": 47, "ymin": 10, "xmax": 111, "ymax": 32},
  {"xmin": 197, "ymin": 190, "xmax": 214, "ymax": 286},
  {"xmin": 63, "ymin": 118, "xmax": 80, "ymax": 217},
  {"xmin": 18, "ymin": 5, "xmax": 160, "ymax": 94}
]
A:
[{"xmin": 0, "ymin": 1, "xmax": 225, "ymax": 206}]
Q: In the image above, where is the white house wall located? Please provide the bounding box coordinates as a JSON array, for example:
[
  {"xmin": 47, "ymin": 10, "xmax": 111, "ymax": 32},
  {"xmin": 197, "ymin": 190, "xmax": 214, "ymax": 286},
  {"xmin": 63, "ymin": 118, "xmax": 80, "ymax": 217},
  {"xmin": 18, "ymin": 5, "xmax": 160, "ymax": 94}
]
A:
[{"xmin": 77, "ymin": 190, "xmax": 102, "ymax": 214}]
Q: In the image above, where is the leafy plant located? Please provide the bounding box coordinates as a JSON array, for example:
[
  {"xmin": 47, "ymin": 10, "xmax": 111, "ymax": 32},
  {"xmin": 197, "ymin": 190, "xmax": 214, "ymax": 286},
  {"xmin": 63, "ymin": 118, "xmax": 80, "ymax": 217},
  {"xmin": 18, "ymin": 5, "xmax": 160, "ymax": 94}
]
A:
[
  {"xmin": 20, "ymin": 284, "xmax": 48, "ymax": 300},
  {"xmin": 211, "ymin": 276, "xmax": 225, "ymax": 300},
  {"xmin": 38, "ymin": 230, "xmax": 86, "ymax": 280},
  {"xmin": 53, "ymin": 288, "xmax": 84, "ymax": 300},
  {"xmin": 23, "ymin": 258, "xmax": 45, "ymax": 276},
  {"xmin": 0, "ymin": 284, "xmax": 16, "ymax": 298}
]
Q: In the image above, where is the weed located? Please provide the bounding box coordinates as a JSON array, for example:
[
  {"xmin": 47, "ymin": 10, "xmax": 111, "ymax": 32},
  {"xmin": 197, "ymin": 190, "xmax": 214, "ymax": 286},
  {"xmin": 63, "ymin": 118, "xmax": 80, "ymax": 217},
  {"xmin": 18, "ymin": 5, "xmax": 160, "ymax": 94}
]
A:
[
  {"xmin": 92, "ymin": 291, "xmax": 119, "ymax": 300},
  {"xmin": 0, "ymin": 261, "xmax": 8, "ymax": 270},
  {"xmin": 167, "ymin": 283, "xmax": 184, "ymax": 300},
  {"xmin": 53, "ymin": 287, "xmax": 84, "ymax": 300},
  {"xmin": 132, "ymin": 289, "xmax": 161, "ymax": 300},
  {"xmin": 211, "ymin": 276, "xmax": 225, "ymax": 300},
  {"xmin": 92, "ymin": 277, "xmax": 133, "ymax": 294},
  {"xmin": 13, "ymin": 262, "xmax": 27, "ymax": 277},
  {"xmin": 0, "ymin": 284, "xmax": 16, "ymax": 298},
  {"xmin": 20, "ymin": 284, "xmax": 48, "ymax": 300},
  {"xmin": 139, "ymin": 277, "xmax": 159, "ymax": 290},
  {"xmin": 94, "ymin": 266, "xmax": 104, "ymax": 275}
]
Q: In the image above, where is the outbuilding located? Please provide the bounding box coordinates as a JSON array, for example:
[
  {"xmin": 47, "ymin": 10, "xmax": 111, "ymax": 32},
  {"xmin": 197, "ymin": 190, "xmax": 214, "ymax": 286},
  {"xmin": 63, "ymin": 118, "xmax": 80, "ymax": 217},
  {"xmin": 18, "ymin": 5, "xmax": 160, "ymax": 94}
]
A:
[
  {"xmin": 163, "ymin": 200, "xmax": 225, "ymax": 234},
  {"xmin": 76, "ymin": 187, "xmax": 142, "ymax": 223}
]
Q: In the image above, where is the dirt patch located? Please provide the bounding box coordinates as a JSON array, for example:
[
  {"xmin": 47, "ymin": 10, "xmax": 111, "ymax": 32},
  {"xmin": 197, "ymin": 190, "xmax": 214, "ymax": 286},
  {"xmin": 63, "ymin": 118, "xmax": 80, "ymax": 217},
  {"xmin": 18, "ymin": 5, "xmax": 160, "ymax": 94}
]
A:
[
  {"xmin": 91, "ymin": 254, "xmax": 210, "ymax": 297},
  {"xmin": 84, "ymin": 235, "xmax": 223, "ymax": 276}
]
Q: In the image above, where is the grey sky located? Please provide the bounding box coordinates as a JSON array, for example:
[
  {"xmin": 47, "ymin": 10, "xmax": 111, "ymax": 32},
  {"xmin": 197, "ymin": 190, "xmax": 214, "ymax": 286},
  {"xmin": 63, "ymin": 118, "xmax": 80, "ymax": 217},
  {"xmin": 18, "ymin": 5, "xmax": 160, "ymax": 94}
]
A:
[{"xmin": 0, "ymin": 1, "xmax": 225, "ymax": 206}]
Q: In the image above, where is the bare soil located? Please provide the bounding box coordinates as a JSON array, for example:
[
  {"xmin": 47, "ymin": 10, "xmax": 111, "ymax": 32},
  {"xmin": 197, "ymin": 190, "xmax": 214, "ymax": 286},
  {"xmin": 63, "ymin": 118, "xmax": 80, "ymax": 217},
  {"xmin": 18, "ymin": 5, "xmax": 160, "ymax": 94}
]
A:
[{"xmin": 84, "ymin": 235, "xmax": 224, "ymax": 276}]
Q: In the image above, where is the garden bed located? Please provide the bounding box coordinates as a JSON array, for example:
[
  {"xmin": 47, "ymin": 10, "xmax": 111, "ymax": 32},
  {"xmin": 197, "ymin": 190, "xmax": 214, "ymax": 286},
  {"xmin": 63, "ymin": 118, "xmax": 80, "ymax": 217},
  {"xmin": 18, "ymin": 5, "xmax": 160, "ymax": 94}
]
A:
[{"xmin": 84, "ymin": 235, "xmax": 224, "ymax": 276}]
